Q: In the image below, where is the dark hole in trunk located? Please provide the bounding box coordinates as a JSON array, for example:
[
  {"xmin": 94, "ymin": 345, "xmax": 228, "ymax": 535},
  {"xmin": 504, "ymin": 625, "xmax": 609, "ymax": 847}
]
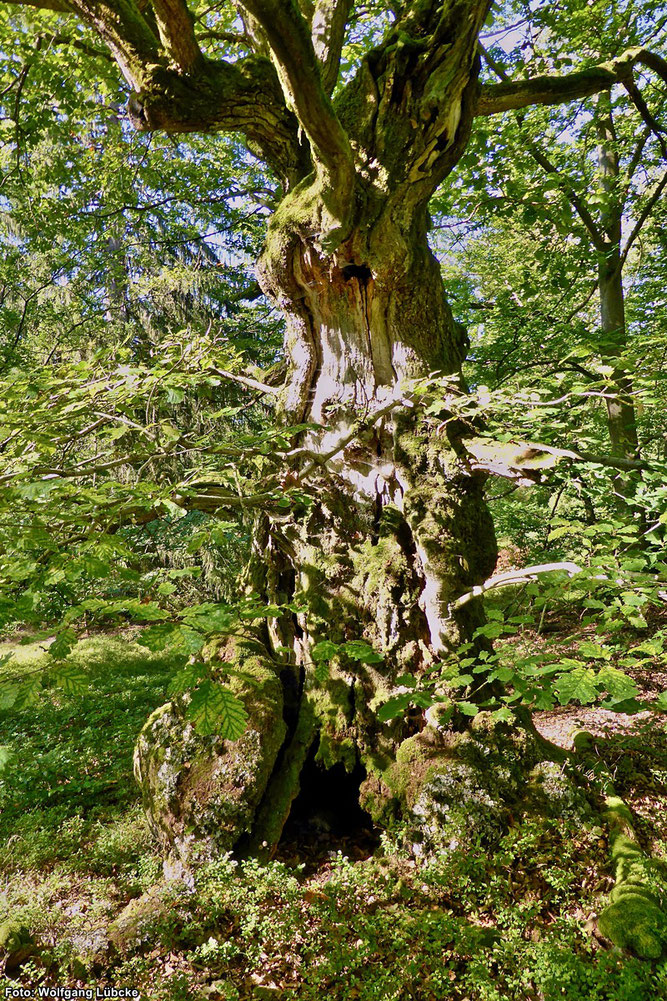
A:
[
  {"xmin": 277, "ymin": 742, "xmax": 380, "ymax": 869},
  {"xmin": 342, "ymin": 263, "xmax": 372, "ymax": 283}
]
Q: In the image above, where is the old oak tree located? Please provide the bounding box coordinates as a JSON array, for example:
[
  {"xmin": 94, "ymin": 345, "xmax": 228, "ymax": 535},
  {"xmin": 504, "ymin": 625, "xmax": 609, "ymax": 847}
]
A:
[{"xmin": 5, "ymin": 0, "xmax": 667, "ymax": 919}]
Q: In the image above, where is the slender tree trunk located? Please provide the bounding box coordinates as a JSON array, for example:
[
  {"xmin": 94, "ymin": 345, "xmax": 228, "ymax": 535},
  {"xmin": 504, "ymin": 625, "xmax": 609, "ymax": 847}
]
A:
[
  {"xmin": 596, "ymin": 96, "xmax": 641, "ymax": 506},
  {"xmin": 598, "ymin": 250, "xmax": 641, "ymax": 487}
]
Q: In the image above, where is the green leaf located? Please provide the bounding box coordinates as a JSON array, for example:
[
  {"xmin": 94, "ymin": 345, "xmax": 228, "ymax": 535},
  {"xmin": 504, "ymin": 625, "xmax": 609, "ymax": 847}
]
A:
[
  {"xmin": 177, "ymin": 626, "xmax": 206, "ymax": 656},
  {"xmin": 314, "ymin": 659, "xmax": 330, "ymax": 683},
  {"xmin": 554, "ymin": 667, "xmax": 597, "ymax": 706},
  {"xmin": 187, "ymin": 681, "xmax": 248, "ymax": 738},
  {"xmin": 448, "ymin": 673, "xmax": 474, "ymax": 687},
  {"xmin": 169, "ymin": 662, "xmax": 208, "ymax": 695},
  {"xmin": 624, "ymin": 611, "xmax": 648, "ymax": 629},
  {"xmin": 491, "ymin": 707, "xmax": 515, "ymax": 723},
  {"xmin": 377, "ymin": 693, "xmax": 413, "ymax": 722},
  {"xmin": 548, "ymin": 526, "xmax": 575, "ymax": 541},
  {"xmin": 395, "ymin": 673, "xmax": 417, "ymax": 688},
  {"xmin": 0, "ymin": 746, "xmax": 12, "ymax": 773},
  {"xmin": 80, "ymin": 555, "xmax": 111, "ymax": 578},
  {"xmin": 621, "ymin": 592, "xmax": 648, "ymax": 608},
  {"xmin": 15, "ymin": 478, "xmax": 65, "ymax": 499},
  {"xmin": 490, "ymin": 666, "xmax": 514, "ymax": 683},
  {"xmin": 475, "ymin": 621, "xmax": 506, "ymax": 639},
  {"xmin": 141, "ymin": 622, "xmax": 205, "ymax": 655},
  {"xmin": 186, "ymin": 531, "xmax": 209, "ymax": 554},
  {"xmin": 0, "ymin": 683, "xmax": 19, "ymax": 710},
  {"xmin": 13, "ymin": 676, "xmax": 43, "ymax": 709},
  {"xmin": 579, "ymin": 641, "xmax": 611, "ymax": 660},
  {"xmin": 457, "ymin": 701, "xmax": 480, "ymax": 717},
  {"xmin": 342, "ymin": 640, "xmax": 384, "ymax": 663},
  {"xmin": 596, "ymin": 666, "xmax": 639, "ymax": 705},
  {"xmin": 50, "ymin": 627, "xmax": 77, "ymax": 660},
  {"xmin": 165, "ymin": 387, "xmax": 185, "ymax": 404},
  {"xmin": 140, "ymin": 622, "xmax": 181, "ymax": 652},
  {"xmin": 183, "ymin": 604, "xmax": 236, "ymax": 634},
  {"xmin": 312, "ymin": 640, "xmax": 339, "ymax": 663},
  {"xmin": 53, "ymin": 663, "xmax": 88, "ymax": 695}
]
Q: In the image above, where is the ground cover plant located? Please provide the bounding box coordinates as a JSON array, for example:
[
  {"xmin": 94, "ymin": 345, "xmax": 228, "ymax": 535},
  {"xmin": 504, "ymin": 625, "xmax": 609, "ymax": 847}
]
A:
[{"xmin": 1, "ymin": 627, "xmax": 667, "ymax": 998}]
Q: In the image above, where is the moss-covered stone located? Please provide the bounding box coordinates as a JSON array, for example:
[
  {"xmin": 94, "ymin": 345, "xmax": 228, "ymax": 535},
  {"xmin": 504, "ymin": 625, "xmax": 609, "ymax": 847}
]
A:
[
  {"xmin": 133, "ymin": 637, "xmax": 287, "ymax": 867},
  {"xmin": 363, "ymin": 713, "xmax": 555, "ymax": 847},
  {"xmin": 0, "ymin": 919, "xmax": 35, "ymax": 970},
  {"xmin": 524, "ymin": 760, "xmax": 593, "ymax": 821},
  {"xmin": 108, "ymin": 883, "xmax": 188, "ymax": 955}
]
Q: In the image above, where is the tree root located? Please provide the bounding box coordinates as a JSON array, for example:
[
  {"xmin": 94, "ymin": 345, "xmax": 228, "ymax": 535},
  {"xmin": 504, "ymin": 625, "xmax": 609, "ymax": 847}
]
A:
[
  {"xmin": 573, "ymin": 731, "xmax": 667, "ymax": 960},
  {"xmin": 243, "ymin": 695, "xmax": 317, "ymax": 859}
]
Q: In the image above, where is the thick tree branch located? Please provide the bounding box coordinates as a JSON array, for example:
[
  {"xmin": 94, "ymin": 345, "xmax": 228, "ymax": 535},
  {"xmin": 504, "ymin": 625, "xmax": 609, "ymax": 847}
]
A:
[
  {"xmin": 476, "ymin": 47, "xmax": 667, "ymax": 116},
  {"xmin": 125, "ymin": 54, "xmax": 309, "ymax": 183},
  {"xmin": 0, "ymin": 0, "xmax": 308, "ymax": 184},
  {"xmin": 238, "ymin": 0, "xmax": 354, "ymax": 212},
  {"xmin": 311, "ymin": 0, "xmax": 352, "ymax": 96},
  {"xmin": 151, "ymin": 0, "xmax": 203, "ymax": 73},
  {"xmin": 63, "ymin": 0, "xmax": 162, "ymax": 87}
]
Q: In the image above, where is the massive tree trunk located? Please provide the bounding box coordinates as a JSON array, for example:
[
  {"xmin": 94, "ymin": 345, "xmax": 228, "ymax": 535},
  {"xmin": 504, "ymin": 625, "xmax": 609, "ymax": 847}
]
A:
[
  {"xmin": 240, "ymin": 196, "xmax": 503, "ymax": 845},
  {"xmin": 126, "ymin": 0, "xmax": 624, "ymax": 864},
  {"xmin": 136, "ymin": 197, "xmax": 547, "ymax": 867}
]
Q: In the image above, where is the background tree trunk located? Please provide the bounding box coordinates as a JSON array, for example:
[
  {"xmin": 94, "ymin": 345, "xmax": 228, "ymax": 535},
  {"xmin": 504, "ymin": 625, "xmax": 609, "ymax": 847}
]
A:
[{"xmin": 596, "ymin": 95, "xmax": 642, "ymax": 505}]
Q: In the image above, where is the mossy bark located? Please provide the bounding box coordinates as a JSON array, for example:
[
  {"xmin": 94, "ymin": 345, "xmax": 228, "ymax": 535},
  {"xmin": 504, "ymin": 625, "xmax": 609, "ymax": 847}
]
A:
[{"xmin": 237, "ymin": 181, "xmax": 511, "ymax": 851}]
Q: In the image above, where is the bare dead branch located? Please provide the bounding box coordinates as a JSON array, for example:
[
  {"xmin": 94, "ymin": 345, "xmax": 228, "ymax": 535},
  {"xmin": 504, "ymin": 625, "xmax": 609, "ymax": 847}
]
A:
[{"xmin": 453, "ymin": 562, "xmax": 583, "ymax": 609}]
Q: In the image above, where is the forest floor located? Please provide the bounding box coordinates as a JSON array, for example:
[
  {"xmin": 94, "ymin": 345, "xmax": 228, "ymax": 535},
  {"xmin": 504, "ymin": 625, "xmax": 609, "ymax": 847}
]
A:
[{"xmin": 0, "ymin": 629, "xmax": 666, "ymax": 1000}]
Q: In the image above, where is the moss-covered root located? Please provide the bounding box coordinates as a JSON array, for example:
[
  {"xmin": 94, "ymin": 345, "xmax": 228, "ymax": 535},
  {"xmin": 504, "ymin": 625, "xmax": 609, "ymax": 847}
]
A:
[
  {"xmin": 597, "ymin": 796, "xmax": 667, "ymax": 960},
  {"xmin": 242, "ymin": 695, "xmax": 317, "ymax": 860},
  {"xmin": 573, "ymin": 732, "xmax": 667, "ymax": 960}
]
